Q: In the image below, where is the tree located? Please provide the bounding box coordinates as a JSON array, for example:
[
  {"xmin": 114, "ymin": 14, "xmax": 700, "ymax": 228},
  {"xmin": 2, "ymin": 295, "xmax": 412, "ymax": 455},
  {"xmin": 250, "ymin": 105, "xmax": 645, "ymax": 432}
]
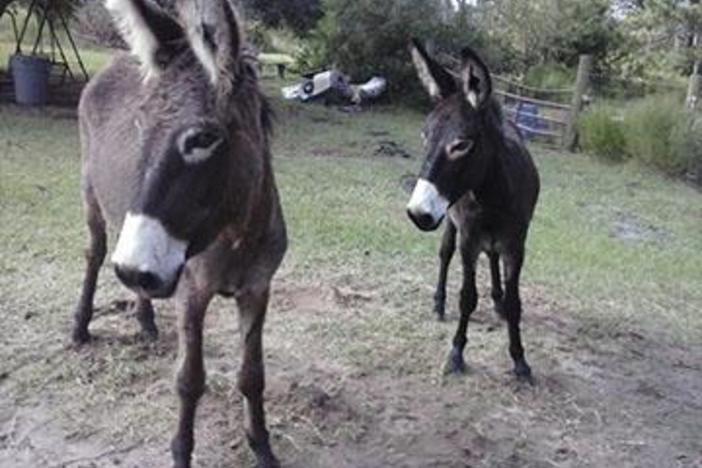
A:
[
  {"xmin": 298, "ymin": 0, "xmax": 494, "ymax": 100},
  {"xmin": 473, "ymin": 0, "xmax": 621, "ymax": 71},
  {"xmin": 242, "ymin": 0, "xmax": 323, "ymax": 35}
]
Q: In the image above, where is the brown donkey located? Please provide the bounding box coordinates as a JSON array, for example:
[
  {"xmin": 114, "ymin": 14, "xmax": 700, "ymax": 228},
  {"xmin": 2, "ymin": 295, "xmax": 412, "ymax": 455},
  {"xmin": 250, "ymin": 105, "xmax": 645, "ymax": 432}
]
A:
[
  {"xmin": 406, "ymin": 40, "xmax": 540, "ymax": 382},
  {"xmin": 71, "ymin": 1, "xmax": 286, "ymax": 466}
]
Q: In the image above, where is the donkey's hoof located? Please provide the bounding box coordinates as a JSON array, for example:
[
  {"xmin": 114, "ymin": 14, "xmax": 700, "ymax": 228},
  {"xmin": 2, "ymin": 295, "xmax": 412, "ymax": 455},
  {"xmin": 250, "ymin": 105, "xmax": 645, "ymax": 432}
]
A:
[
  {"xmin": 138, "ymin": 324, "xmax": 159, "ymax": 341},
  {"xmin": 254, "ymin": 447, "xmax": 280, "ymax": 468},
  {"xmin": 444, "ymin": 348, "xmax": 467, "ymax": 375},
  {"xmin": 256, "ymin": 453, "xmax": 281, "ymax": 468},
  {"xmin": 513, "ymin": 361, "xmax": 534, "ymax": 385},
  {"xmin": 71, "ymin": 329, "xmax": 92, "ymax": 346}
]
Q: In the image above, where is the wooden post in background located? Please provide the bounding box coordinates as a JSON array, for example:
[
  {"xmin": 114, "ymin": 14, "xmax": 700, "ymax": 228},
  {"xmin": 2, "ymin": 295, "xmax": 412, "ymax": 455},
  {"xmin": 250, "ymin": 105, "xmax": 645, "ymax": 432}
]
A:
[
  {"xmin": 686, "ymin": 64, "xmax": 700, "ymax": 110},
  {"xmin": 565, "ymin": 54, "xmax": 593, "ymax": 152}
]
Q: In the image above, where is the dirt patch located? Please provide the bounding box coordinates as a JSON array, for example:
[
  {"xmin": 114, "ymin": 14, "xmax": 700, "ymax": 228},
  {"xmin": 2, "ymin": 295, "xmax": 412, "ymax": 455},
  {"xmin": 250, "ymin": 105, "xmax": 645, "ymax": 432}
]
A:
[
  {"xmin": 374, "ymin": 140, "xmax": 412, "ymax": 159},
  {"xmin": 1, "ymin": 278, "xmax": 701, "ymax": 467},
  {"xmin": 611, "ymin": 213, "xmax": 669, "ymax": 243}
]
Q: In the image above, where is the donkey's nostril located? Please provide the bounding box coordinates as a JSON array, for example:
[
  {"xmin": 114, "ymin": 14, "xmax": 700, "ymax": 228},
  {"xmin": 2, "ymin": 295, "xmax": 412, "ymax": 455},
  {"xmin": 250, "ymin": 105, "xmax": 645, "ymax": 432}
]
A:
[
  {"xmin": 136, "ymin": 271, "xmax": 161, "ymax": 291},
  {"xmin": 114, "ymin": 266, "xmax": 163, "ymax": 293},
  {"xmin": 407, "ymin": 210, "xmax": 441, "ymax": 232}
]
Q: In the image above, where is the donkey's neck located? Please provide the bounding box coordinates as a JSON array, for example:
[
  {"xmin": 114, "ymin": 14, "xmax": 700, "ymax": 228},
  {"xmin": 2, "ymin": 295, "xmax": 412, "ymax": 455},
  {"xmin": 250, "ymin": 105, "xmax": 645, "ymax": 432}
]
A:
[{"xmin": 473, "ymin": 120, "xmax": 514, "ymax": 211}]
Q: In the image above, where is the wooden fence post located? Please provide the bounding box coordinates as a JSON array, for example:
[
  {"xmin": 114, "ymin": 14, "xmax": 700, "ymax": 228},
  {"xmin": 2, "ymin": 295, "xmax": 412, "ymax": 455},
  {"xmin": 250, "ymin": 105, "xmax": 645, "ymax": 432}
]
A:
[
  {"xmin": 565, "ymin": 54, "xmax": 593, "ymax": 152},
  {"xmin": 686, "ymin": 61, "xmax": 701, "ymax": 110}
]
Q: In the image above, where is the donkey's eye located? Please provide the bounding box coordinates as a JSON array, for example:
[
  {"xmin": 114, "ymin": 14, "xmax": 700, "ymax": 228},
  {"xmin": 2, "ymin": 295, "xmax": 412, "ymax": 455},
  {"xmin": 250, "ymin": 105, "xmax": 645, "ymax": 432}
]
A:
[
  {"xmin": 447, "ymin": 139, "xmax": 473, "ymax": 159},
  {"xmin": 178, "ymin": 129, "xmax": 223, "ymax": 165}
]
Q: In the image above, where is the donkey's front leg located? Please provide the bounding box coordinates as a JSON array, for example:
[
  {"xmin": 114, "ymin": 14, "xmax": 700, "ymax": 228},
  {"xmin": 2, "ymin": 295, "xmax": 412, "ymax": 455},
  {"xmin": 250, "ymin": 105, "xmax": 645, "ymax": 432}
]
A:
[
  {"xmin": 236, "ymin": 288, "xmax": 279, "ymax": 468},
  {"xmin": 72, "ymin": 188, "xmax": 107, "ymax": 345},
  {"xmin": 171, "ymin": 290, "xmax": 212, "ymax": 468},
  {"xmin": 503, "ymin": 246, "xmax": 533, "ymax": 384},
  {"xmin": 134, "ymin": 296, "xmax": 158, "ymax": 340},
  {"xmin": 434, "ymin": 222, "xmax": 457, "ymax": 321},
  {"xmin": 446, "ymin": 240, "xmax": 480, "ymax": 374}
]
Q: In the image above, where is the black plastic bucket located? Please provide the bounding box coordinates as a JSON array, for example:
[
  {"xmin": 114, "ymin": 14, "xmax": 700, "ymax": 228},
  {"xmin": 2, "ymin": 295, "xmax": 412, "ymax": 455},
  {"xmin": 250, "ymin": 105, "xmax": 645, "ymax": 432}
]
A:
[{"xmin": 11, "ymin": 54, "xmax": 52, "ymax": 106}]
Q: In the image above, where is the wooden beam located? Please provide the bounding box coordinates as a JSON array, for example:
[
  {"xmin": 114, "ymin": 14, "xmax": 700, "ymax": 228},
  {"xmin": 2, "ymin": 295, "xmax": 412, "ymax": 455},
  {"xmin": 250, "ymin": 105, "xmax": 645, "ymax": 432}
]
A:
[
  {"xmin": 495, "ymin": 89, "xmax": 572, "ymax": 110},
  {"xmin": 564, "ymin": 54, "xmax": 593, "ymax": 152}
]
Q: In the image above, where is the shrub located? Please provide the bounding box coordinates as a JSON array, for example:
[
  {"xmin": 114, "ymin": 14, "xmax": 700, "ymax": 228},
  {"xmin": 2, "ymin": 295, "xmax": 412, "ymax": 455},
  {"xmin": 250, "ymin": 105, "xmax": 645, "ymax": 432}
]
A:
[
  {"xmin": 578, "ymin": 105, "xmax": 628, "ymax": 162},
  {"xmin": 524, "ymin": 63, "xmax": 575, "ymax": 92},
  {"xmin": 671, "ymin": 114, "xmax": 702, "ymax": 182},
  {"xmin": 296, "ymin": 0, "xmax": 500, "ymax": 102},
  {"xmin": 623, "ymin": 94, "xmax": 690, "ymax": 175}
]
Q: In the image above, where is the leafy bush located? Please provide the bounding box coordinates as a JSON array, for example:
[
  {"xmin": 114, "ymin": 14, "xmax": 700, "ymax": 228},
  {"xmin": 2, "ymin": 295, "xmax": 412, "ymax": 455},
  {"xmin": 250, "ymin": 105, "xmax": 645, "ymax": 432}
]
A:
[
  {"xmin": 671, "ymin": 114, "xmax": 702, "ymax": 182},
  {"xmin": 296, "ymin": 0, "xmax": 497, "ymax": 102},
  {"xmin": 623, "ymin": 94, "xmax": 690, "ymax": 175},
  {"xmin": 524, "ymin": 63, "xmax": 575, "ymax": 91},
  {"xmin": 578, "ymin": 105, "xmax": 628, "ymax": 162},
  {"xmin": 241, "ymin": 0, "xmax": 323, "ymax": 35}
]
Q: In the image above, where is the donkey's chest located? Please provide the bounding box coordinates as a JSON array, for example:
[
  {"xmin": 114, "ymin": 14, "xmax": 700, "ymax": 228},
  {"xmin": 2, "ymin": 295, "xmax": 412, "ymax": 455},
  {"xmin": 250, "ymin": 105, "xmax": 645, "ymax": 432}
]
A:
[{"xmin": 450, "ymin": 205, "xmax": 512, "ymax": 254}]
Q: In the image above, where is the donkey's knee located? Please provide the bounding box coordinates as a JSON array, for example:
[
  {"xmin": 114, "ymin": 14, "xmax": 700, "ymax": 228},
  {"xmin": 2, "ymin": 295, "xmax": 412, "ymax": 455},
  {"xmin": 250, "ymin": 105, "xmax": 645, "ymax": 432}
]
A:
[{"xmin": 176, "ymin": 368, "xmax": 206, "ymax": 402}]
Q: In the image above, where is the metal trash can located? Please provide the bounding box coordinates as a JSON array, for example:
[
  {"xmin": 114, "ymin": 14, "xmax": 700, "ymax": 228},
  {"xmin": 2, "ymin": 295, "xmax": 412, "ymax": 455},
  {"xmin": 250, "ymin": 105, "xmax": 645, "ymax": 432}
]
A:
[{"xmin": 10, "ymin": 54, "xmax": 52, "ymax": 106}]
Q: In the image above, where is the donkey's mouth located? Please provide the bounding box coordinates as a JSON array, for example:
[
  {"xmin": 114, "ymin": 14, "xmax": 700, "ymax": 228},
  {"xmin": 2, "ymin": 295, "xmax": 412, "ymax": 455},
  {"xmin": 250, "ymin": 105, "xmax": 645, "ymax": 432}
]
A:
[
  {"xmin": 114, "ymin": 264, "xmax": 184, "ymax": 299},
  {"xmin": 407, "ymin": 210, "xmax": 444, "ymax": 232}
]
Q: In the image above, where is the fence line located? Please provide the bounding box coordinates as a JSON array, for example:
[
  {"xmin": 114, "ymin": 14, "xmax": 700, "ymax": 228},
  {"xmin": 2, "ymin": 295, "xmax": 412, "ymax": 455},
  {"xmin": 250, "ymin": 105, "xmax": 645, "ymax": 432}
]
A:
[
  {"xmin": 493, "ymin": 75, "xmax": 573, "ymax": 96},
  {"xmin": 495, "ymin": 89, "xmax": 573, "ymax": 111}
]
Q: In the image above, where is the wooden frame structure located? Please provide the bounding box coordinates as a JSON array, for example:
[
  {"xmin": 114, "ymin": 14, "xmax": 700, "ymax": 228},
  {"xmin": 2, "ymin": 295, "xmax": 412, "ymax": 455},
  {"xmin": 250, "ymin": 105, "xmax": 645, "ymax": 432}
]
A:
[{"xmin": 9, "ymin": 0, "xmax": 89, "ymax": 82}]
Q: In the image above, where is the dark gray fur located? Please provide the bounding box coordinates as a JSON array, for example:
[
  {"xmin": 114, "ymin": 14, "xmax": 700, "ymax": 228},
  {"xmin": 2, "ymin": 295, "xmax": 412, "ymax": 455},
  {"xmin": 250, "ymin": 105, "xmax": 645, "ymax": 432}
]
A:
[
  {"xmin": 72, "ymin": 1, "xmax": 286, "ymax": 466},
  {"xmin": 408, "ymin": 40, "xmax": 540, "ymax": 381}
]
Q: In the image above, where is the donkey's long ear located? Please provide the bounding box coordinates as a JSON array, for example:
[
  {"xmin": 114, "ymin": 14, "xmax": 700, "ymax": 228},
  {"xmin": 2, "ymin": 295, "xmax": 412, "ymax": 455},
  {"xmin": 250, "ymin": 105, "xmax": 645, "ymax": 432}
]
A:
[
  {"xmin": 460, "ymin": 47, "xmax": 492, "ymax": 109},
  {"xmin": 105, "ymin": 0, "xmax": 184, "ymax": 77},
  {"xmin": 179, "ymin": 0, "xmax": 242, "ymax": 89},
  {"xmin": 410, "ymin": 39, "xmax": 457, "ymax": 100}
]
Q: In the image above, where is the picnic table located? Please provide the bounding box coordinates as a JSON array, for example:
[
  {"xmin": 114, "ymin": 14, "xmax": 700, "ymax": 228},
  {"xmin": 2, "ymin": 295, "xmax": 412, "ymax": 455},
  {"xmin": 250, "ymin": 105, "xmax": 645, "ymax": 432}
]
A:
[{"xmin": 258, "ymin": 53, "xmax": 294, "ymax": 79}]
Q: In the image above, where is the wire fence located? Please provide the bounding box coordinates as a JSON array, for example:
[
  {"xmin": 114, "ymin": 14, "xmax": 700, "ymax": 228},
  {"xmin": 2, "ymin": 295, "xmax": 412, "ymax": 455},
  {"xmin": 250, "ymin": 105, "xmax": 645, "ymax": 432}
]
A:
[{"xmin": 493, "ymin": 75, "xmax": 573, "ymax": 147}]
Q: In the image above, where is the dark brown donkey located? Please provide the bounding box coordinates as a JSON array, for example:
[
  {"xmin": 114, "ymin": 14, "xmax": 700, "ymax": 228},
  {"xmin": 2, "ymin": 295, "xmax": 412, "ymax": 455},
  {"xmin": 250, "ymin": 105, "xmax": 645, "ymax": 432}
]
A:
[
  {"xmin": 406, "ymin": 40, "xmax": 540, "ymax": 382},
  {"xmin": 71, "ymin": 1, "xmax": 286, "ymax": 466}
]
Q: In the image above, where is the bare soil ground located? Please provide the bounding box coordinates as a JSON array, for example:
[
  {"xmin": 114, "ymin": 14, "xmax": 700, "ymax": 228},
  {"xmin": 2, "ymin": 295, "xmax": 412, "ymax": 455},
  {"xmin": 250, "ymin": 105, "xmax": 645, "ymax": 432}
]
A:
[
  {"xmin": 1, "ymin": 272, "xmax": 701, "ymax": 468},
  {"xmin": 1, "ymin": 100, "xmax": 701, "ymax": 468}
]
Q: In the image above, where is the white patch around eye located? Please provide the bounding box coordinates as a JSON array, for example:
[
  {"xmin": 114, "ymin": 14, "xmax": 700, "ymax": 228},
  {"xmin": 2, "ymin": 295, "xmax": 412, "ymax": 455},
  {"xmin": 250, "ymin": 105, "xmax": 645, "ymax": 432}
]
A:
[
  {"xmin": 178, "ymin": 129, "xmax": 222, "ymax": 165},
  {"xmin": 105, "ymin": 0, "xmax": 159, "ymax": 80},
  {"xmin": 407, "ymin": 178, "xmax": 450, "ymax": 223},
  {"xmin": 446, "ymin": 139, "xmax": 473, "ymax": 160},
  {"xmin": 112, "ymin": 212, "xmax": 187, "ymax": 281}
]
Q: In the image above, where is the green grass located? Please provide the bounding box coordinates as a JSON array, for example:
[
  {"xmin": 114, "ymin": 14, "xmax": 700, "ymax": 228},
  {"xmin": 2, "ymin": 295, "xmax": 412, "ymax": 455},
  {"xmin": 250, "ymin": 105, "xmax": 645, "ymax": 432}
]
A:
[
  {"xmin": 0, "ymin": 12, "xmax": 111, "ymax": 77},
  {"xmin": 1, "ymin": 73, "xmax": 701, "ymax": 358}
]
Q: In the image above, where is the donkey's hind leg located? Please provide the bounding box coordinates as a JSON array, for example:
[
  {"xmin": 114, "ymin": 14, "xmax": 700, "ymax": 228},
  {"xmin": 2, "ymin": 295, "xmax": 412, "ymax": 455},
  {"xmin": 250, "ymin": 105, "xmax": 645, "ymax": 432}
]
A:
[
  {"xmin": 503, "ymin": 246, "xmax": 533, "ymax": 384},
  {"xmin": 72, "ymin": 186, "xmax": 107, "ymax": 345},
  {"xmin": 488, "ymin": 252, "xmax": 505, "ymax": 319},
  {"xmin": 434, "ymin": 222, "xmax": 457, "ymax": 321}
]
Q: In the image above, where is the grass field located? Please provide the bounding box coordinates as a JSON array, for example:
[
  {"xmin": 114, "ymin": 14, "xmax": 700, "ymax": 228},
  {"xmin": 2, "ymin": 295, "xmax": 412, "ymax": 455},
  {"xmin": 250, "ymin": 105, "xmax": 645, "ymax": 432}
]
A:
[{"xmin": 0, "ymin": 70, "xmax": 701, "ymax": 467}]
